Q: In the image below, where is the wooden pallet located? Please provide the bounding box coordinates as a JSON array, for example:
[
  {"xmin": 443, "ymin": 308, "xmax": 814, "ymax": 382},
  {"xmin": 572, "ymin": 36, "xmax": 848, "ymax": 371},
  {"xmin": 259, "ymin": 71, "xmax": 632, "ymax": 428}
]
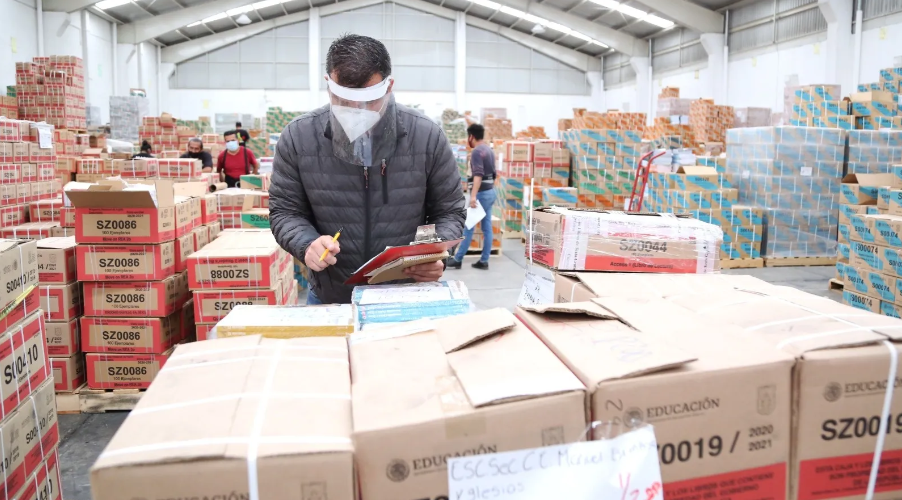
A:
[
  {"xmin": 55, "ymin": 386, "xmax": 84, "ymax": 414},
  {"xmin": 79, "ymin": 388, "xmax": 145, "ymax": 413},
  {"xmin": 829, "ymin": 278, "xmax": 844, "ymax": 291},
  {"xmin": 720, "ymin": 258, "xmax": 764, "ymax": 269},
  {"xmin": 502, "ymin": 230, "xmax": 524, "ymax": 240},
  {"xmin": 764, "ymin": 256, "xmax": 835, "ymax": 267}
]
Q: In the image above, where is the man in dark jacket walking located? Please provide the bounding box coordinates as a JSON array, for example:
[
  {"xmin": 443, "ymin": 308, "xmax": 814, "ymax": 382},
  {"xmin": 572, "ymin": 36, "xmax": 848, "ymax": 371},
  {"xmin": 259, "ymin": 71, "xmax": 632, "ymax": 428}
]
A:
[{"xmin": 269, "ymin": 34, "xmax": 466, "ymax": 305}]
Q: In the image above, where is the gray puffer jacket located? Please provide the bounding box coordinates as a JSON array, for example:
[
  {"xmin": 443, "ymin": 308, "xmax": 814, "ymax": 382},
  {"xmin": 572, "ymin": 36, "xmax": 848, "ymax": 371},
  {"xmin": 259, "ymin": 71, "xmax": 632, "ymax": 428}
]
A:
[{"xmin": 269, "ymin": 103, "xmax": 466, "ymax": 304}]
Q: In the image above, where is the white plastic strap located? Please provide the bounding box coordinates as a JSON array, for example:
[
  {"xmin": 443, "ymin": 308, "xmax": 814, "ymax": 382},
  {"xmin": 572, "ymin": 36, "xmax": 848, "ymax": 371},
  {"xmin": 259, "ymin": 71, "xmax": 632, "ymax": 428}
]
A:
[
  {"xmin": 100, "ymin": 435, "xmax": 353, "ymax": 460},
  {"xmin": 132, "ymin": 392, "xmax": 351, "ymax": 415},
  {"xmin": 867, "ymin": 340, "xmax": 899, "ymax": 500},
  {"xmin": 246, "ymin": 343, "xmax": 283, "ymax": 500},
  {"xmin": 164, "ymin": 355, "xmax": 347, "ymax": 372}
]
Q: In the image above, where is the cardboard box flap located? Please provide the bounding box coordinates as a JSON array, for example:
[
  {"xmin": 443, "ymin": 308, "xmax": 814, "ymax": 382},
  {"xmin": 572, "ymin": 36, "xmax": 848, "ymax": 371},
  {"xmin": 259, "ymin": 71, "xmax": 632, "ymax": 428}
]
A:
[
  {"xmin": 0, "ymin": 239, "xmax": 26, "ymax": 253},
  {"xmin": 65, "ymin": 179, "xmax": 175, "ymax": 208},
  {"xmin": 676, "ymin": 166, "xmax": 718, "ymax": 175},
  {"xmin": 841, "ymin": 173, "xmax": 895, "ymax": 187},
  {"xmin": 517, "ymin": 302, "xmax": 697, "ymax": 387},
  {"xmin": 36, "ymin": 236, "xmax": 76, "ymax": 250},
  {"xmin": 172, "ymin": 182, "xmax": 209, "ymax": 198},
  {"xmin": 519, "ymin": 300, "xmax": 617, "ymax": 319},
  {"xmin": 93, "ymin": 335, "xmax": 352, "ymax": 470},
  {"xmin": 437, "ymin": 308, "xmax": 516, "ymax": 354},
  {"xmin": 561, "ymin": 272, "xmax": 772, "ymax": 300}
]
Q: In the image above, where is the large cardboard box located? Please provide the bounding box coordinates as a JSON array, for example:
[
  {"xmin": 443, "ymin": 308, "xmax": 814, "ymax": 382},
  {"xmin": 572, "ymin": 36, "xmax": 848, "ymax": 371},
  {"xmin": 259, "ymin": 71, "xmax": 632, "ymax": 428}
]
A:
[
  {"xmin": 51, "ymin": 353, "xmax": 84, "ymax": 392},
  {"xmin": 83, "ymin": 272, "xmax": 188, "ymax": 317},
  {"xmin": 80, "ymin": 311, "xmax": 181, "ymax": 354},
  {"xmin": 0, "ymin": 311, "xmax": 51, "ymax": 419},
  {"xmin": 85, "ymin": 348, "xmax": 173, "ymax": 389},
  {"xmin": 517, "ymin": 300, "xmax": 794, "ymax": 499},
  {"xmin": 90, "ymin": 336, "xmax": 355, "ymax": 500},
  {"xmin": 45, "ymin": 318, "xmax": 79, "ymax": 357},
  {"xmin": 350, "ymin": 309, "xmax": 586, "ymax": 500},
  {"xmin": 36, "ymin": 236, "xmax": 76, "ymax": 284},
  {"xmin": 66, "ymin": 179, "xmax": 177, "ymax": 244},
  {"xmin": 527, "ymin": 208, "xmax": 722, "ymax": 273},
  {"xmin": 841, "ymin": 173, "xmax": 896, "ymax": 205},
  {"xmin": 76, "ymin": 242, "xmax": 176, "ymax": 281},
  {"xmin": 187, "ymin": 233, "xmax": 281, "ymax": 289},
  {"xmin": 16, "ymin": 450, "xmax": 62, "ymax": 500},
  {"xmin": 173, "ymin": 232, "xmax": 195, "ymax": 273},
  {"xmin": 191, "ymin": 284, "xmax": 283, "ymax": 323},
  {"xmin": 216, "ymin": 304, "xmax": 354, "ymax": 338},
  {"xmin": 0, "ymin": 379, "xmax": 59, "ymax": 500},
  {"xmin": 39, "ymin": 282, "xmax": 81, "ymax": 322}
]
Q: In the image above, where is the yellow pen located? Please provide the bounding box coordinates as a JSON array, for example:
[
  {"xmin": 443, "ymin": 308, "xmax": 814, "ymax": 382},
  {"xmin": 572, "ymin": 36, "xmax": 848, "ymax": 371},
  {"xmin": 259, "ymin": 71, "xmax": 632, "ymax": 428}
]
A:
[{"xmin": 318, "ymin": 226, "xmax": 343, "ymax": 262}]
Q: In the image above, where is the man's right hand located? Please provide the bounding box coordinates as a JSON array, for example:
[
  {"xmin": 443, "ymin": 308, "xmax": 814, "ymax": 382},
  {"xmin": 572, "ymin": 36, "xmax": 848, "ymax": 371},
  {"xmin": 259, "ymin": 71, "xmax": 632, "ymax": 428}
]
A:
[{"xmin": 305, "ymin": 235, "xmax": 341, "ymax": 272}]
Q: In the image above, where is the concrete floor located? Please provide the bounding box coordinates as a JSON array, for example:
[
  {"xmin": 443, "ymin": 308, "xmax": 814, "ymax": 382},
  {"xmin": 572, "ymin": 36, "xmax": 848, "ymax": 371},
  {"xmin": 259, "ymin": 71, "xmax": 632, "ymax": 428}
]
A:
[{"xmin": 58, "ymin": 239, "xmax": 838, "ymax": 500}]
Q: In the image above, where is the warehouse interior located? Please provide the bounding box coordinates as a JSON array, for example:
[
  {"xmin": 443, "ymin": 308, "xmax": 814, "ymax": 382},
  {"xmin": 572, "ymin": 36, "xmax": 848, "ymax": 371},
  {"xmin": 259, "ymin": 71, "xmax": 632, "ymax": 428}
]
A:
[{"xmin": 2, "ymin": 0, "xmax": 902, "ymax": 499}]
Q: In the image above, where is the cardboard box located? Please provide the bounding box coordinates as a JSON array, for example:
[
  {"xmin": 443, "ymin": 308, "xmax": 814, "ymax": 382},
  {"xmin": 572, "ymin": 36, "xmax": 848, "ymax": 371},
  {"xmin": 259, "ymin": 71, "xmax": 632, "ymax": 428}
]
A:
[
  {"xmin": 216, "ymin": 304, "xmax": 354, "ymax": 338},
  {"xmin": 191, "ymin": 225, "xmax": 209, "ymax": 252},
  {"xmin": 239, "ymin": 174, "xmax": 269, "ymax": 191},
  {"xmin": 81, "ymin": 312, "xmax": 181, "ymax": 354},
  {"xmin": 0, "ymin": 311, "xmax": 51, "ymax": 420},
  {"xmin": 180, "ymin": 298, "xmax": 194, "ymax": 341},
  {"xmin": 350, "ymin": 309, "xmax": 586, "ymax": 500},
  {"xmin": 39, "ymin": 282, "xmax": 81, "ymax": 322},
  {"xmin": 83, "ymin": 272, "xmax": 188, "ymax": 317},
  {"xmin": 841, "ymin": 173, "xmax": 896, "ymax": 205},
  {"xmin": 240, "ymin": 209, "xmax": 269, "ymax": 229},
  {"xmin": 45, "ymin": 318, "xmax": 79, "ymax": 357},
  {"xmin": 16, "ymin": 450, "xmax": 62, "ymax": 500},
  {"xmin": 200, "ymin": 194, "xmax": 218, "ymax": 224},
  {"xmin": 527, "ymin": 208, "xmax": 722, "ymax": 273},
  {"xmin": 0, "ymin": 378, "xmax": 58, "ymax": 500},
  {"xmin": 174, "ymin": 233, "xmax": 195, "ymax": 273},
  {"xmin": 504, "ymin": 141, "xmax": 534, "ymax": 162},
  {"xmin": 66, "ymin": 179, "xmax": 178, "ymax": 244},
  {"xmin": 0, "ymin": 205, "xmax": 26, "ymax": 229},
  {"xmin": 192, "ymin": 284, "xmax": 283, "ymax": 323},
  {"xmin": 1, "ymin": 222, "xmax": 58, "ymax": 240},
  {"xmin": 187, "ymin": 233, "xmax": 281, "ymax": 289},
  {"xmin": 517, "ymin": 300, "xmax": 794, "ymax": 500},
  {"xmin": 0, "ymin": 239, "xmax": 39, "ymax": 311},
  {"xmin": 867, "ymin": 214, "xmax": 902, "ymax": 247},
  {"xmin": 842, "ymin": 288, "xmax": 882, "ymax": 312},
  {"xmin": 29, "ymin": 199, "xmax": 62, "ymax": 223},
  {"xmin": 36, "ymin": 237, "xmax": 76, "ymax": 284},
  {"xmin": 195, "ymin": 323, "xmax": 214, "ymax": 341},
  {"xmin": 77, "ymin": 242, "xmax": 175, "ymax": 281},
  {"xmin": 90, "ymin": 336, "xmax": 354, "ymax": 500},
  {"xmin": 50, "ymin": 353, "xmax": 84, "ymax": 392},
  {"xmin": 85, "ymin": 349, "xmax": 173, "ymax": 389},
  {"xmin": 58, "ymin": 206, "xmax": 74, "ymax": 227}
]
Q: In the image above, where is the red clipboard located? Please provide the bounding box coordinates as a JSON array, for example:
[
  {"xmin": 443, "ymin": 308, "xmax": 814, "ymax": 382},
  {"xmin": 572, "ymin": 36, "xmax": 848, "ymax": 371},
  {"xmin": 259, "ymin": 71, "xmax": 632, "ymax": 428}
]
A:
[{"xmin": 344, "ymin": 238, "xmax": 463, "ymax": 285}]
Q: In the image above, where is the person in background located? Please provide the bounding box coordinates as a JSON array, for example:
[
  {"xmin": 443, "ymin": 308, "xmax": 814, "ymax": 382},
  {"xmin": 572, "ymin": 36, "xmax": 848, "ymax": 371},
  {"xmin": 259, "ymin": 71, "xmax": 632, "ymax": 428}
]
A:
[
  {"xmin": 446, "ymin": 123, "xmax": 496, "ymax": 271},
  {"xmin": 235, "ymin": 121, "xmax": 250, "ymax": 146},
  {"xmin": 217, "ymin": 129, "xmax": 258, "ymax": 188},
  {"xmin": 268, "ymin": 34, "xmax": 465, "ymax": 305},
  {"xmin": 132, "ymin": 140, "xmax": 154, "ymax": 159},
  {"xmin": 181, "ymin": 137, "xmax": 214, "ymax": 173}
]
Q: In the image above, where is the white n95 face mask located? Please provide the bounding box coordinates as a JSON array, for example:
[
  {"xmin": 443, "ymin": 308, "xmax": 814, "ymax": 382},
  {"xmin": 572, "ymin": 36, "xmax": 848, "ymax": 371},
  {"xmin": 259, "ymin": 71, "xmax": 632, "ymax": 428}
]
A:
[{"xmin": 332, "ymin": 105, "xmax": 382, "ymax": 142}]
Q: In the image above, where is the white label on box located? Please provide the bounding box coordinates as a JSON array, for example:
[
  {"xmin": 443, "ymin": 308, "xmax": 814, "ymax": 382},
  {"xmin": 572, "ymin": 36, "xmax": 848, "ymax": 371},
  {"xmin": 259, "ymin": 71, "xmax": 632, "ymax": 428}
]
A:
[
  {"xmin": 741, "ymin": 170, "xmax": 751, "ymax": 179},
  {"xmin": 800, "ymin": 166, "xmax": 813, "ymax": 177},
  {"xmin": 358, "ymin": 286, "xmax": 452, "ymax": 305},
  {"xmin": 517, "ymin": 265, "xmax": 555, "ymax": 307},
  {"xmin": 36, "ymin": 125, "xmax": 52, "ymax": 148},
  {"xmin": 447, "ymin": 426, "xmax": 662, "ymax": 500}
]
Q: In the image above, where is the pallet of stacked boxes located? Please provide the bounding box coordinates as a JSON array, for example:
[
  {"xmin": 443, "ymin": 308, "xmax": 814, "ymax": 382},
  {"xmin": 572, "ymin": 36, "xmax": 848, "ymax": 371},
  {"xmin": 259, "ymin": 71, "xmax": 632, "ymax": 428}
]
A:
[
  {"xmin": 64, "ymin": 179, "xmax": 196, "ymax": 411},
  {"xmin": 786, "ymin": 84, "xmax": 849, "ymax": 129},
  {"xmin": 725, "ymin": 126, "xmax": 844, "ymax": 266},
  {"xmin": 16, "ymin": 56, "xmax": 87, "ymax": 130},
  {"xmin": 36, "ymin": 236, "xmax": 85, "ymax": 412},
  {"xmin": 851, "ymin": 90, "xmax": 898, "ymax": 130},
  {"xmin": 213, "ymin": 189, "xmax": 268, "ymax": 229},
  {"xmin": 187, "ymin": 230, "xmax": 295, "ymax": 341},
  {"xmin": 0, "ymin": 238, "xmax": 63, "ymax": 499},
  {"xmin": 0, "ymin": 118, "xmax": 59, "ymax": 231},
  {"xmin": 562, "ymin": 128, "xmax": 640, "ymax": 211},
  {"xmin": 645, "ymin": 165, "xmax": 764, "ymax": 268},
  {"xmin": 836, "ymin": 172, "xmax": 891, "ymax": 290},
  {"xmin": 846, "ymin": 129, "xmax": 902, "ymax": 174}
]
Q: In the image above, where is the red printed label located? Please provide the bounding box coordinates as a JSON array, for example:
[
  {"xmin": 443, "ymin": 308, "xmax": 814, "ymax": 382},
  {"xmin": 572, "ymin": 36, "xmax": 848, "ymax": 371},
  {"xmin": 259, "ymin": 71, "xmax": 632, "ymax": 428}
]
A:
[
  {"xmin": 799, "ymin": 449, "xmax": 902, "ymax": 500},
  {"xmin": 664, "ymin": 463, "xmax": 786, "ymax": 500}
]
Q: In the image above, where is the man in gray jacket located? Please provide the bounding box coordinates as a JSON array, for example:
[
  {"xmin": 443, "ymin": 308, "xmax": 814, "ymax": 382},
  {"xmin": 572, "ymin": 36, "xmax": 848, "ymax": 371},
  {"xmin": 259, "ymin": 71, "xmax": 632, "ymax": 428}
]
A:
[{"xmin": 269, "ymin": 34, "xmax": 466, "ymax": 305}]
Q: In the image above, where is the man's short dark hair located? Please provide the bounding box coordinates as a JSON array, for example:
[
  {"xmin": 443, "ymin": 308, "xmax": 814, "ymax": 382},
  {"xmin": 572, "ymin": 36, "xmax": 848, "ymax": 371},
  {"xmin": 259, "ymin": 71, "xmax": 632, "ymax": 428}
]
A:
[
  {"xmin": 467, "ymin": 124, "xmax": 485, "ymax": 141},
  {"xmin": 188, "ymin": 137, "xmax": 203, "ymax": 148},
  {"xmin": 235, "ymin": 121, "xmax": 242, "ymax": 128},
  {"xmin": 326, "ymin": 34, "xmax": 391, "ymax": 88},
  {"xmin": 224, "ymin": 129, "xmax": 238, "ymax": 139}
]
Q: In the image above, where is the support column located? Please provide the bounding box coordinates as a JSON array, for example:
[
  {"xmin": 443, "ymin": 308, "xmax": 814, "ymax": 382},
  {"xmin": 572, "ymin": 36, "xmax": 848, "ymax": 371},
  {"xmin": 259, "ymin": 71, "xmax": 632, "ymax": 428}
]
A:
[
  {"xmin": 587, "ymin": 66, "xmax": 603, "ymax": 110},
  {"xmin": 157, "ymin": 45, "xmax": 162, "ymax": 115},
  {"xmin": 700, "ymin": 33, "xmax": 725, "ymax": 103},
  {"xmin": 112, "ymin": 24, "xmax": 118, "ymax": 96},
  {"xmin": 630, "ymin": 57, "xmax": 651, "ymax": 117},
  {"xmin": 455, "ymin": 11, "xmax": 466, "ymax": 111},
  {"xmin": 308, "ymin": 7, "xmax": 320, "ymax": 110},
  {"xmin": 36, "ymin": 0, "xmax": 44, "ymax": 57},
  {"xmin": 81, "ymin": 10, "xmax": 90, "ymax": 103},
  {"xmin": 819, "ymin": 0, "xmax": 854, "ymax": 95},
  {"xmin": 136, "ymin": 43, "xmax": 143, "ymax": 93}
]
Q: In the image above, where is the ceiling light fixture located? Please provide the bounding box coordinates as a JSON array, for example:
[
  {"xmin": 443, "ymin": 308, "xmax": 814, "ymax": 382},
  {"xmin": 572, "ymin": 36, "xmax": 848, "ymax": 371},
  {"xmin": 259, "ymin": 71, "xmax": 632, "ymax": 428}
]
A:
[
  {"xmin": 185, "ymin": 0, "xmax": 292, "ymax": 28},
  {"xmin": 587, "ymin": 0, "xmax": 674, "ymax": 29},
  {"xmin": 464, "ymin": 0, "xmax": 609, "ymax": 48},
  {"xmin": 236, "ymin": 13, "xmax": 252, "ymax": 24},
  {"xmin": 95, "ymin": 0, "xmax": 130, "ymax": 9},
  {"xmin": 201, "ymin": 12, "xmax": 228, "ymax": 23}
]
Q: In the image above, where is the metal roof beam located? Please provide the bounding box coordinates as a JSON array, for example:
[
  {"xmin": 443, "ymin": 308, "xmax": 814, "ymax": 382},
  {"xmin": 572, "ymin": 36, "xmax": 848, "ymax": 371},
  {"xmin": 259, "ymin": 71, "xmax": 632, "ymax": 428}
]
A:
[
  {"xmin": 635, "ymin": 0, "xmax": 723, "ymax": 33},
  {"xmin": 118, "ymin": 0, "xmax": 259, "ymax": 44},
  {"xmin": 42, "ymin": 0, "xmax": 99, "ymax": 12}
]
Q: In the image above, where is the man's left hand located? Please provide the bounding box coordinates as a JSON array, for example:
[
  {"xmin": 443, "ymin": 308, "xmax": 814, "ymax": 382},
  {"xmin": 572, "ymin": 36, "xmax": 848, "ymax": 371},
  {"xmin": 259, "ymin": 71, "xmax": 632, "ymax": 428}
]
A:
[
  {"xmin": 403, "ymin": 260, "xmax": 444, "ymax": 282},
  {"xmin": 469, "ymin": 198, "xmax": 477, "ymax": 208}
]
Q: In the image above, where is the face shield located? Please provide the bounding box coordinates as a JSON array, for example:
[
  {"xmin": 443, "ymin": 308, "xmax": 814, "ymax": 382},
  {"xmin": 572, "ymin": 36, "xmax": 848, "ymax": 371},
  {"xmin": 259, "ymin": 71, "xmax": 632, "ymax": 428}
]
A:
[{"xmin": 327, "ymin": 75, "xmax": 397, "ymax": 167}]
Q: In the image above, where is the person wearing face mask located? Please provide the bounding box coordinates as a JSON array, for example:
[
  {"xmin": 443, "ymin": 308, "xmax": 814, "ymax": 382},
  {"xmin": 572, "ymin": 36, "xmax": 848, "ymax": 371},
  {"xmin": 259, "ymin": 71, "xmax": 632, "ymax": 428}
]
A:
[
  {"xmin": 269, "ymin": 34, "xmax": 465, "ymax": 305},
  {"xmin": 180, "ymin": 138, "xmax": 214, "ymax": 173},
  {"xmin": 217, "ymin": 130, "xmax": 258, "ymax": 188}
]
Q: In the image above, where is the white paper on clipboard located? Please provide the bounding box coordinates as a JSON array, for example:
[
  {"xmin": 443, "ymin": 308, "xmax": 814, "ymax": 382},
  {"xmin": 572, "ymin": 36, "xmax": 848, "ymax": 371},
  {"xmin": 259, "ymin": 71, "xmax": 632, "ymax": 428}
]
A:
[{"xmin": 465, "ymin": 203, "xmax": 486, "ymax": 230}]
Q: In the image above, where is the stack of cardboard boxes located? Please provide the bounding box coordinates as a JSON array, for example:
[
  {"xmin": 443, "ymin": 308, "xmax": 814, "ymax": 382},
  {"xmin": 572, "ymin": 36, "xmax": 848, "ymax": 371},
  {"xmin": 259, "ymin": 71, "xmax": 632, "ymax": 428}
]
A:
[
  {"xmin": 734, "ymin": 107, "xmax": 773, "ymax": 127},
  {"xmin": 495, "ymin": 140, "xmax": 571, "ymax": 234},
  {"xmin": 787, "ymin": 84, "xmax": 850, "ymax": 130},
  {"xmin": 65, "ymin": 180, "xmax": 198, "ymax": 390},
  {"xmin": 37, "ymin": 237, "xmax": 85, "ymax": 394},
  {"xmin": 15, "ymin": 56, "xmax": 86, "ymax": 130},
  {"xmin": 483, "ymin": 116, "xmax": 513, "ymax": 142},
  {"xmin": 0, "ymin": 239, "xmax": 62, "ymax": 500},
  {"xmin": 0, "ymin": 118, "xmax": 63, "ymax": 234},
  {"xmin": 560, "ymin": 129, "xmax": 639, "ymax": 211},
  {"xmin": 688, "ymin": 99, "xmax": 735, "ymax": 145},
  {"xmin": 725, "ymin": 126, "xmax": 844, "ymax": 259},
  {"xmin": 847, "ymin": 129, "xmax": 902, "ymax": 174},
  {"xmin": 644, "ymin": 166, "xmax": 764, "ymax": 260},
  {"xmin": 213, "ymin": 188, "xmax": 268, "ymax": 229},
  {"xmin": 851, "ymin": 91, "xmax": 899, "ymax": 130},
  {"xmin": 0, "ymin": 95, "xmax": 17, "ymax": 118},
  {"xmin": 188, "ymin": 230, "xmax": 295, "ymax": 340}
]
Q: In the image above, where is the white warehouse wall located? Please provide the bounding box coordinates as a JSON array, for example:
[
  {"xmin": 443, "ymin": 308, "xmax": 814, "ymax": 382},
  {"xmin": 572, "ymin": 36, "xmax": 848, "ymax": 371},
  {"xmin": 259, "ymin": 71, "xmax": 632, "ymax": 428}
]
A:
[
  {"xmin": 0, "ymin": 0, "xmax": 39, "ymax": 97},
  {"xmin": 859, "ymin": 13, "xmax": 902, "ymax": 86}
]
